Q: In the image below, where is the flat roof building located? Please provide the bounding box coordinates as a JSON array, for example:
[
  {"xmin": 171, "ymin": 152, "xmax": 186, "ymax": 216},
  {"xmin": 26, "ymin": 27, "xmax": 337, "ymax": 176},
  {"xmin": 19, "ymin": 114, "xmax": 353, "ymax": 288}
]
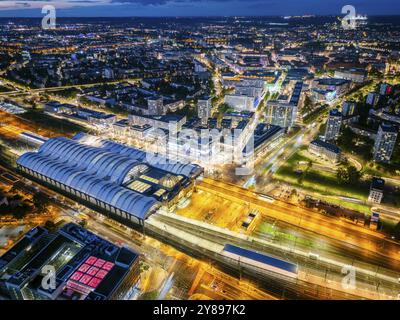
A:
[
  {"xmin": 0, "ymin": 223, "xmax": 140, "ymax": 300},
  {"xmin": 309, "ymin": 139, "xmax": 341, "ymax": 163},
  {"xmin": 368, "ymin": 177, "xmax": 385, "ymax": 204}
]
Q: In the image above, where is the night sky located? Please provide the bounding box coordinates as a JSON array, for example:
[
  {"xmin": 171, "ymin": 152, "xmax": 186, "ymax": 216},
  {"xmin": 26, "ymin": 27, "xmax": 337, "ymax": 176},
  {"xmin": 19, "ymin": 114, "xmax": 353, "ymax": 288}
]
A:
[{"xmin": 0, "ymin": 0, "xmax": 399, "ymax": 17}]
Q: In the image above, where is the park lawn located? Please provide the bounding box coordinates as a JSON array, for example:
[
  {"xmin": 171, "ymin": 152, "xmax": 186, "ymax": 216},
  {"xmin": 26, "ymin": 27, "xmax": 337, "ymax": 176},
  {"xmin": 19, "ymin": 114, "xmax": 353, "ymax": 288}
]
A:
[
  {"xmin": 274, "ymin": 148, "xmax": 370, "ymax": 201},
  {"xmin": 274, "ymin": 150, "xmax": 369, "ymax": 202},
  {"xmin": 274, "ymin": 167, "xmax": 369, "ymax": 200},
  {"xmin": 321, "ymin": 197, "xmax": 371, "ymax": 215},
  {"xmin": 363, "ymin": 162, "xmax": 400, "ymax": 178},
  {"xmin": 292, "ymin": 147, "xmax": 328, "ymax": 167},
  {"xmin": 284, "ymin": 147, "xmax": 313, "ymax": 166},
  {"xmin": 0, "ymin": 85, "xmax": 11, "ymax": 93}
]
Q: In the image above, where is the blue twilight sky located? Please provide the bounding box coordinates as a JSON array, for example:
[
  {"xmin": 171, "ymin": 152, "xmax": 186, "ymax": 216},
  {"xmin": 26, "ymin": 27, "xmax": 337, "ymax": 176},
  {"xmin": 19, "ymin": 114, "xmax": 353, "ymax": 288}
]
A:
[{"xmin": 0, "ymin": 0, "xmax": 399, "ymax": 17}]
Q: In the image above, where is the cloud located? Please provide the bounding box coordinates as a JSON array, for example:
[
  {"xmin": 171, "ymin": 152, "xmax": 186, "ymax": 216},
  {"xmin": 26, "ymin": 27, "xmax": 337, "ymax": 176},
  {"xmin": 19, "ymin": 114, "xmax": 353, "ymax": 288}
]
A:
[
  {"xmin": 16, "ymin": 1, "xmax": 31, "ymax": 6},
  {"xmin": 1, "ymin": 0, "xmax": 400, "ymax": 16},
  {"xmin": 0, "ymin": 0, "xmax": 109, "ymax": 10},
  {"xmin": 110, "ymin": 0, "xmax": 253, "ymax": 5}
]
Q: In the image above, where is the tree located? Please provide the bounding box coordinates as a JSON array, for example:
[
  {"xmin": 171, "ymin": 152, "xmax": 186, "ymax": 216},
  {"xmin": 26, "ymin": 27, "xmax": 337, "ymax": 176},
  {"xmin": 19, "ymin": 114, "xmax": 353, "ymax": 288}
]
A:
[
  {"xmin": 337, "ymin": 167, "xmax": 348, "ymax": 184},
  {"xmin": 337, "ymin": 166, "xmax": 362, "ymax": 184},
  {"xmin": 79, "ymin": 220, "xmax": 88, "ymax": 228},
  {"xmin": 12, "ymin": 203, "xmax": 31, "ymax": 220},
  {"xmin": 44, "ymin": 220, "xmax": 57, "ymax": 232},
  {"xmin": 337, "ymin": 127, "xmax": 356, "ymax": 152},
  {"xmin": 340, "ymin": 157, "xmax": 349, "ymax": 166},
  {"xmin": 303, "ymin": 95, "xmax": 314, "ymax": 113},
  {"xmin": 347, "ymin": 166, "xmax": 362, "ymax": 184},
  {"xmin": 32, "ymin": 192, "xmax": 50, "ymax": 213}
]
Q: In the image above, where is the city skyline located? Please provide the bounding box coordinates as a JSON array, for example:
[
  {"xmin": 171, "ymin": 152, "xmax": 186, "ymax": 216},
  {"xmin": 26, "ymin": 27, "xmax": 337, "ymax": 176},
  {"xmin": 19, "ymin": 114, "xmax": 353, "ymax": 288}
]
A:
[
  {"xmin": 1, "ymin": 0, "xmax": 400, "ymax": 17},
  {"xmin": 0, "ymin": 7, "xmax": 400, "ymax": 304}
]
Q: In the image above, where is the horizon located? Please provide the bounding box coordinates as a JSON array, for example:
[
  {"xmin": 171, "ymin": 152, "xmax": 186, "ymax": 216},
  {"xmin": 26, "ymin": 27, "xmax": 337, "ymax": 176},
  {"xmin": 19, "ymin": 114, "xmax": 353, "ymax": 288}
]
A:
[
  {"xmin": 2, "ymin": 14, "xmax": 400, "ymax": 18},
  {"xmin": 1, "ymin": 0, "xmax": 400, "ymax": 18}
]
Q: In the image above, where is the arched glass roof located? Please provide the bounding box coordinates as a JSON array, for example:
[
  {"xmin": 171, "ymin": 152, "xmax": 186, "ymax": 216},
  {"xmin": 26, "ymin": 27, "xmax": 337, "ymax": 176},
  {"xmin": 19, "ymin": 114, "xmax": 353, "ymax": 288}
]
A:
[
  {"xmin": 17, "ymin": 134, "xmax": 204, "ymax": 220},
  {"xmin": 17, "ymin": 137, "xmax": 161, "ymax": 220},
  {"xmin": 73, "ymin": 133, "xmax": 203, "ymax": 178}
]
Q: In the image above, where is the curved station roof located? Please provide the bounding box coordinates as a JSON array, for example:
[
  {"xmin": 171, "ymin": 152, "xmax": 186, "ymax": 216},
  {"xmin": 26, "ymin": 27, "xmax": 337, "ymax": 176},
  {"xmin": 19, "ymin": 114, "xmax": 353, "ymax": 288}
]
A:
[
  {"xmin": 73, "ymin": 133, "xmax": 203, "ymax": 179},
  {"xmin": 17, "ymin": 134, "xmax": 203, "ymax": 221}
]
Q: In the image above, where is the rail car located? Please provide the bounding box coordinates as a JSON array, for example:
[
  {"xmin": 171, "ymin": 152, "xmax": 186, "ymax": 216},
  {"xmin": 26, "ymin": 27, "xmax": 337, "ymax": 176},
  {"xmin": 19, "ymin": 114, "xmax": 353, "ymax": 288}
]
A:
[{"xmin": 222, "ymin": 244, "xmax": 298, "ymax": 279}]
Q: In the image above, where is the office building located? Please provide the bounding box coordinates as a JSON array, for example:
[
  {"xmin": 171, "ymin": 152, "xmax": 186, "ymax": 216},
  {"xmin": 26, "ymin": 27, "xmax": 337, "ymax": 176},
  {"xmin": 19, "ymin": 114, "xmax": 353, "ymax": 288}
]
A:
[
  {"xmin": 366, "ymin": 93, "xmax": 380, "ymax": 106},
  {"xmin": 224, "ymin": 94, "xmax": 257, "ymax": 112},
  {"xmin": 325, "ymin": 109, "xmax": 342, "ymax": 141},
  {"xmin": 342, "ymin": 101, "xmax": 356, "ymax": 117},
  {"xmin": 265, "ymin": 101, "xmax": 297, "ymax": 130},
  {"xmin": 309, "ymin": 139, "xmax": 341, "ymax": 163},
  {"xmin": 334, "ymin": 68, "xmax": 367, "ymax": 83},
  {"xmin": 198, "ymin": 97, "xmax": 212, "ymax": 125},
  {"xmin": 373, "ymin": 123, "xmax": 398, "ymax": 163},
  {"xmin": 129, "ymin": 114, "xmax": 186, "ymax": 132}
]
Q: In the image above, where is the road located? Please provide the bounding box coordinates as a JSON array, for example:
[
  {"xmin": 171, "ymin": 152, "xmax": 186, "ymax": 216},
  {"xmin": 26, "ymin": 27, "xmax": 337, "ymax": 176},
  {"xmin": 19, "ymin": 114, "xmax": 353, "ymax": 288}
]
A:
[{"xmin": 0, "ymin": 76, "xmax": 141, "ymax": 97}]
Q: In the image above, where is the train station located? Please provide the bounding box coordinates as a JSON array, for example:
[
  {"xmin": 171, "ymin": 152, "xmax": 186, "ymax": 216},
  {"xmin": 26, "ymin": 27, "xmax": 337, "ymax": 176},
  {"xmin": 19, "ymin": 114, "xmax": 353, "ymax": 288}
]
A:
[{"xmin": 16, "ymin": 133, "xmax": 203, "ymax": 229}]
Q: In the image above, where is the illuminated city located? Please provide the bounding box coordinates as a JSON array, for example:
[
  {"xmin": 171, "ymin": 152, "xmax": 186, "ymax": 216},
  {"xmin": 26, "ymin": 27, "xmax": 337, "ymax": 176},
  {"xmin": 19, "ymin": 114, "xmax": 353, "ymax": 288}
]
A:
[{"xmin": 0, "ymin": 0, "xmax": 400, "ymax": 310}]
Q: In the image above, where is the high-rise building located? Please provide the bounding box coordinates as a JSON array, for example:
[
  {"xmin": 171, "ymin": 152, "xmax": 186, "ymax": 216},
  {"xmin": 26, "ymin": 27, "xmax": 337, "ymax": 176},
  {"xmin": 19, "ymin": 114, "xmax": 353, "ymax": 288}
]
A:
[
  {"xmin": 373, "ymin": 123, "xmax": 398, "ymax": 163},
  {"xmin": 366, "ymin": 92, "xmax": 380, "ymax": 106},
  {"xmin": 380, "ymin": 83, "xmax": 393, "ymax": 96},
  {"xmin": 325, "ymin": 109, "xmax": 342, "ymax": 141},
  {"xmin": 342, "ymin": 101, "xmax": 356, "ymax": 117},
  {"xmin": 0, "ymin": 223, "xmax": 141, "ymax": 300},
  {"xmin": 198, "ymin": 96, "xmax": 212, "ymax": 125}
]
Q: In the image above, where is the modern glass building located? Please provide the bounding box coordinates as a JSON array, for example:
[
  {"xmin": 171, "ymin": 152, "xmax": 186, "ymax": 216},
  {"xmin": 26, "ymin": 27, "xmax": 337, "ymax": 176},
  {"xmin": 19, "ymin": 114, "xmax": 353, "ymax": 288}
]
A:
[{"xmin": 16, "ymin": 133, "xmax": 203, "ymax": 228}]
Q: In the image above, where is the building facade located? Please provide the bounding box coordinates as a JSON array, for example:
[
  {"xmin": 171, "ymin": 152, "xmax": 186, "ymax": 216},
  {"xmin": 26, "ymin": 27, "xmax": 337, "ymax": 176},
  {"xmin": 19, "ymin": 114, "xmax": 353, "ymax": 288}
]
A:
[
  {"xmin": 265, "ymin": 101, "xmax": 297, "ymax": 130},
  {"xmin": 368, "ymin": 177, "xmax": 385, "ymax": 204},
  {"xmin": 309, "ymin": 139, "xmax": 341, "ymax": 163},
  {"xmin": 373, "ymin": 123, "xmax": 398, "ymax": 163},
  {"xmin": 197, "ymin": 96, "xmax": 212, "ymax": 125},
  {"xmin": 325, "ymin": 109, "xmax": 342, "ymax": 141}
]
